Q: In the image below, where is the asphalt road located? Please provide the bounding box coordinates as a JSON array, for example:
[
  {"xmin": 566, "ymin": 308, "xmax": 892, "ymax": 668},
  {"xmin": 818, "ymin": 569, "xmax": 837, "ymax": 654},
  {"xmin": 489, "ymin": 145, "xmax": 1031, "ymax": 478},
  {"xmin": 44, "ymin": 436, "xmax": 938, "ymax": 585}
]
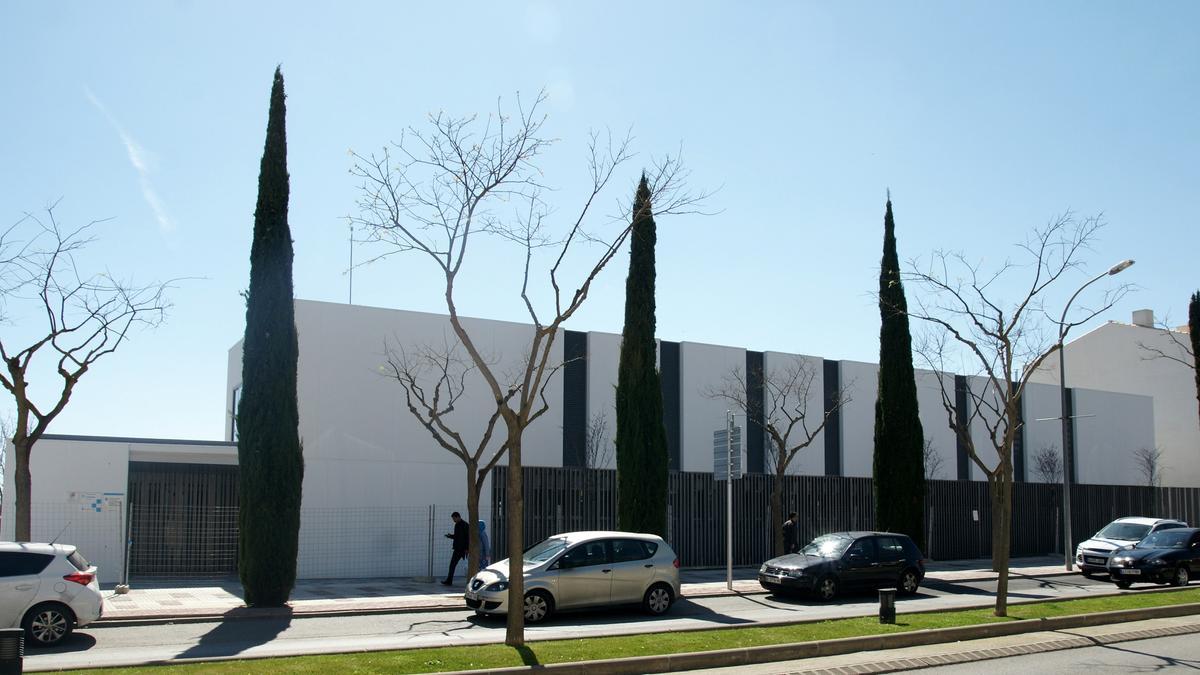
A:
[
  {"xmin": 910, "ymin": 632, "xmax": 1200, "ymax": 673},
  {"xmin": 26, "ymin": 573, "xmax": 1124, "ymax": 671}
]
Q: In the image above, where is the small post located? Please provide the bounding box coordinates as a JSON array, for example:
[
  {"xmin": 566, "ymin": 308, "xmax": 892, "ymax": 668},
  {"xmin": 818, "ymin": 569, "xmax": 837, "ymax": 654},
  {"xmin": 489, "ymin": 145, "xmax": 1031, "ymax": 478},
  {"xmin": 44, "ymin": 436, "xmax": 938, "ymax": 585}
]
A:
[
  {"xmin": 428, "ymin": 505, "xmax": 435, "ymax": 579},
  {"xmin": 878, "ymin": 588, "xmax": 896, "ymax": 624},
  {"xmin": 726, "ymin": 410, "xmax": 736, "ymax": 591},
  {"xmin": 0, "ymin": 628, "xmax": 23, "ymax": 674}
]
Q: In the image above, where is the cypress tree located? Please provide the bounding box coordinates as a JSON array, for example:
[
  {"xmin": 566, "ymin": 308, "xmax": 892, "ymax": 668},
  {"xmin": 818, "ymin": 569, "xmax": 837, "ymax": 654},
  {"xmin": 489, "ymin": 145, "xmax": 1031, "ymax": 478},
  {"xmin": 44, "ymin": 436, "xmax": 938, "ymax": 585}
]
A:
[
  {"xmin": 615, "ymin": 175, "xmax": 669, "ymax": 537},
  {"xmin": 873, "ymin": 195, "xmax": 927, "ymax": 551},
  {"xmin": 237, "ymin": 66, "xmax": 304, "ymax": 607},
  {"xmin": 1190, "ymin": 291, "xmax": 1200, "ymax": 432}
]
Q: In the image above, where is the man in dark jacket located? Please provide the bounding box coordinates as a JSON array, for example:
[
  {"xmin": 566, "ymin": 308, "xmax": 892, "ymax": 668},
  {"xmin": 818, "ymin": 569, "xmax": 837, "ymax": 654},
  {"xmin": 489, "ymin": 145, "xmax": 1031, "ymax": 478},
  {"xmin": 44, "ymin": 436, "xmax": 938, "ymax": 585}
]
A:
[
  {"xmin": 782, "ymin": 512, "xmax": 799, "ymax": 554},
  {"xmin": 442, "ymin": 511, "xmax": 470, "ymax": 585}
]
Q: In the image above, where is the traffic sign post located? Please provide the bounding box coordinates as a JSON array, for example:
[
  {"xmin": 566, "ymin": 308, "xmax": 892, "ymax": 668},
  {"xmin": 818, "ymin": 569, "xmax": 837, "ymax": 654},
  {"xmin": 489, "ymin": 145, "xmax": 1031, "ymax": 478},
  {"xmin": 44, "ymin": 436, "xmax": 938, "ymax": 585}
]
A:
[{"xmin": 713, "ymin": 411, "xmax": 742, "ymax": 589}]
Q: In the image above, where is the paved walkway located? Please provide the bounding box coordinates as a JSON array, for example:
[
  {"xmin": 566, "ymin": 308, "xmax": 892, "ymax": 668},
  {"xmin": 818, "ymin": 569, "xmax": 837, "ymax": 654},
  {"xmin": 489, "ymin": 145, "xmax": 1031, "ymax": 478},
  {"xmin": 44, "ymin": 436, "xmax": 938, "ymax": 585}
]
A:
[{"xmin": 98, "ymin": 556, "xmax": 1074, "ymax": 622}]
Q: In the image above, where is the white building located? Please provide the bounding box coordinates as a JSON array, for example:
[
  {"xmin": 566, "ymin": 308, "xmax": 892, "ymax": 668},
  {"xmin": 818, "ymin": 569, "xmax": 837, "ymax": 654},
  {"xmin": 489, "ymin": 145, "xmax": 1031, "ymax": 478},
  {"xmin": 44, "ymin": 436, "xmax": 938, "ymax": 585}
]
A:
[
  {"xmin": 1029, "ymin": 309, "xmax": 1198, "ymax": 488},
  {"xmin": 5, "ymin": 299, "xmax": 1157, "ymax": 581}
]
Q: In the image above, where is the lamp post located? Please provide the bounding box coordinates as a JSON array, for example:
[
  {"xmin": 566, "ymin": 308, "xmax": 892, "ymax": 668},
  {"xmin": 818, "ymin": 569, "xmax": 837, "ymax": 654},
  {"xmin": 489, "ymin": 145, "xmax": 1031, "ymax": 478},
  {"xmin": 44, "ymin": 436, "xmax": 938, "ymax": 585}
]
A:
[{"xmin": 1058, "ymin": 259, "xmax": 1134, "ymax": 570}]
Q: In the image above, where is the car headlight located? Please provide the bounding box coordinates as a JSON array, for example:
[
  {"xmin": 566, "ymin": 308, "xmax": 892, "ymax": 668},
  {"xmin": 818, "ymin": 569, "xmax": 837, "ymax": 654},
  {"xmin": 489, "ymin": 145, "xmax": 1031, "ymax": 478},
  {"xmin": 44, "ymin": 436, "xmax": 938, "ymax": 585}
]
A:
[
  {"xmin": 785, "ymin": 569, "xmax": 805, "ymax": 578},
  {"xmin": 485, "ymin": 581, "xmax": 510, "ymax": 592},
  {"xmin": 1148, "ymin": 559, "xmax": 1167, "ymax": 566},
  {"xmin": 759, "ymin": 564, "xmax": 768, "ymax": 573}
]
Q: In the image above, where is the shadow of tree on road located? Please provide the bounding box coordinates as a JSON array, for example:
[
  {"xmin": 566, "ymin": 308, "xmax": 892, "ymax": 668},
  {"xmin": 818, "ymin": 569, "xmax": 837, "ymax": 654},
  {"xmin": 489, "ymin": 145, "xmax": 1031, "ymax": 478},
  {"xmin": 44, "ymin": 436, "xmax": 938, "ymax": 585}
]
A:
[{"xmin": 176, "ymin": 607, "xmax": 294, "ymax": 660}]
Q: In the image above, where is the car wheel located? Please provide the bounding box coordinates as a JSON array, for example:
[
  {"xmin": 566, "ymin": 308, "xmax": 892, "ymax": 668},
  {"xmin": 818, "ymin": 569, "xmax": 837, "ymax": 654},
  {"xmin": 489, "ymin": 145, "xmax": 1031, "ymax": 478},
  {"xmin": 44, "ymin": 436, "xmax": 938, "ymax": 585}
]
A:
[
  {"xmin": 898, "ymin": 568, "xmax": 920, "ymax": 595},
  {"xmin": 643, "ymin": 583, "xmax": 674, "ymax": 616},
  {"xmin": 522, "ymin": 590, "xmax": 554, "ymax": 624},
  {"xmin": 1115, "ymin": 579, "xmax": 1133, "ymax": 590},
  {"xmin": 814, "ymin": 576, "xmax": 838, "ymax": 602},
  {"xmin": 22, "ymin": 602, "xmax": 75, "ymax": 647},
  {"xmin": 1171, "ymin": 566, "xmax": 1189, "ymax": 587}
]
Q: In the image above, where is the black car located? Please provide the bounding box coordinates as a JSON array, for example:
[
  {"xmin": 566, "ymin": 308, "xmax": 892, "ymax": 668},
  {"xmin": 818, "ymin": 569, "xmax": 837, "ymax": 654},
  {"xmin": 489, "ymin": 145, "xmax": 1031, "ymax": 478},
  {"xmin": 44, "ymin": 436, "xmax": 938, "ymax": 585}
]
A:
[
  {"xmin": 1107, "ymin": 527, "xmax": 1200, "ymax": 589},
  {"xmin": 758, "ymin": 531, "xmax": 926, "ymax": 601}
]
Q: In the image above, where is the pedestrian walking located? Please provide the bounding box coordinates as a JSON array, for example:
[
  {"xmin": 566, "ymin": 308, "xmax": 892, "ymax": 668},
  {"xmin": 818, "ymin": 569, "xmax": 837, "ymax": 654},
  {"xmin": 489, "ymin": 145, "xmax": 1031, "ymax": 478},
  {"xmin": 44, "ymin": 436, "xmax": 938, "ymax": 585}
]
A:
[
  {"xmin": 782, "ymin": 511, "xmax": 799, "ymax": 554},
  {"xmin": 477, "ymin": 520, "xmax": 491, "ymax": 568},
  {"xmin": 442, "ymin": 511, "xmax": 469, "ymax": 585}
]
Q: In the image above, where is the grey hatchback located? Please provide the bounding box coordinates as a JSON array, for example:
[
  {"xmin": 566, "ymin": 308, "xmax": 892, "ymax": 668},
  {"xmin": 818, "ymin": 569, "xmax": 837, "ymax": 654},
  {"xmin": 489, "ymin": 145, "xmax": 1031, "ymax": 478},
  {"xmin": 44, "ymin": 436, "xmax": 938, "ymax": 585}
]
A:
[{"xmin": 464, "ymin": 531, "xmax": 680, "ymax": 623}]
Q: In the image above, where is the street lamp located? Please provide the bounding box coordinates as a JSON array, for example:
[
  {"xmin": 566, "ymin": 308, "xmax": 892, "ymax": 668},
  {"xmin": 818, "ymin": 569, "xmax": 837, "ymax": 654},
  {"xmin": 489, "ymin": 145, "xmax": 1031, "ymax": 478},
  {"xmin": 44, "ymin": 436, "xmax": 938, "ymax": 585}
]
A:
[{"xmin": 1058, "ymin": 259, "xmax": 1134, "ymax": 571}]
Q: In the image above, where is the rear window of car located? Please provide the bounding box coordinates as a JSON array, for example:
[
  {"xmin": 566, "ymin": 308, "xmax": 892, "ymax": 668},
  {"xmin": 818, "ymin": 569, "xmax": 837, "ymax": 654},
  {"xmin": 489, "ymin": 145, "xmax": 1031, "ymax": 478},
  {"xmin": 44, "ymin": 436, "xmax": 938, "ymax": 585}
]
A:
[
  {"xmin": 67, "ymin": 550, "xmax": 90, "ymax": 572},
  {"xmin": 1097, "ymin": 522, "xmax": 1152, "ymax": 541},
  {"xmin": 611, "ymin": 539, "xmax": 657, "ymax": 562},
  {"xmin": 876, "ymin": 536, "xmax": 906, "ymax": 561},
  {"xmin": 0, "ymin": 552, "xmax": 55, "ymax": 577}
]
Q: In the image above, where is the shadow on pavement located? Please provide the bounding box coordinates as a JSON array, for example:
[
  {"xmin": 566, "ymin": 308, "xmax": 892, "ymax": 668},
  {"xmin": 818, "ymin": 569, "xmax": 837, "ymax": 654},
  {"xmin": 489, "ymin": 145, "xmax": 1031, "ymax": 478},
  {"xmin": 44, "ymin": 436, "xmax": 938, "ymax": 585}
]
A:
[
  {"xmin": 464, "ymin": 600, "xmax": 754, "ymax": 629},
  {"xmin": 34, "ymin": 632, "xmax": 97, "ymax": 655},
  {"xmin": 176, "ymin": 607, "xmax": 294, "ymax": 659}
]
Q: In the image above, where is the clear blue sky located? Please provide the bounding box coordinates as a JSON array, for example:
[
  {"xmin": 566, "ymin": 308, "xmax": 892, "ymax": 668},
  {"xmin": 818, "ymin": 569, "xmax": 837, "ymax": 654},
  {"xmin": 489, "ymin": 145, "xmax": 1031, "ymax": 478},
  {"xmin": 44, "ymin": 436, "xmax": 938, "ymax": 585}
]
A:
[{"xmin": 1, "ymin": 2, "xmax": 1196, "ymax": 441}]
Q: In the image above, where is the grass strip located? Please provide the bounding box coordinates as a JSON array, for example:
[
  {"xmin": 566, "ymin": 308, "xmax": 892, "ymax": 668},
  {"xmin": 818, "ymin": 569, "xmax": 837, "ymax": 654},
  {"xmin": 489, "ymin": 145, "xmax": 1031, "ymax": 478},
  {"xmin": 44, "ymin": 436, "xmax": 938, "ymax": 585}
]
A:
[{"xmin": 63, "ymin": 588, "xmax": 1200, "ymax": 674}]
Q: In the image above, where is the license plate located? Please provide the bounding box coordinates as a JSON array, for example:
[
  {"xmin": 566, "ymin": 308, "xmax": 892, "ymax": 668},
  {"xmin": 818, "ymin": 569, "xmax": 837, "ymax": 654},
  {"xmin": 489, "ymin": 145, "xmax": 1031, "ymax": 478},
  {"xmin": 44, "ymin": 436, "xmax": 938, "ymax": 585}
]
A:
[
  {"xmin": 1118, "ymin": 569, "xmax": 1141, "ymax": 576},
  {"xmin": 1085, "ymin": 557, "xmax": 1105, "ymax": 565},
  {"xmin": 465, "ymin": 591, "xmax": 479, "ymax": 600}
]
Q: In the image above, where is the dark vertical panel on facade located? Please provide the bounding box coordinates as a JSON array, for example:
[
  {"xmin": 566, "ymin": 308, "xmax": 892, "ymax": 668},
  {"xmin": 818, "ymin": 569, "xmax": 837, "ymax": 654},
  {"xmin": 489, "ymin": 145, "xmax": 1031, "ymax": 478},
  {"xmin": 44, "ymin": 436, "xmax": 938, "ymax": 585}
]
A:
[
  {"xmin": 746, "ymin": 351, "xmax": 765, "ymax": 474},
  {"xmin": 955, "ymin": 376, "xmax": 971, "ymax": 480},
  {"xmin": 562, "ymin": 330, "xmax": 588, "ymax": 467},
  {"xmin": 1013, "ymin": 389, "xmax": 1026, "ymax": 482},
  {"xmin": 1065, "ymin": 387, "xmax": 1077, "ymax": 483},
  {"xmin": 823, "ymin": 360, "xmax": 842, "ymax": 476},
  {"xmin": 660, "ymin": 340, "xmax": 681, "ymax": 471}
]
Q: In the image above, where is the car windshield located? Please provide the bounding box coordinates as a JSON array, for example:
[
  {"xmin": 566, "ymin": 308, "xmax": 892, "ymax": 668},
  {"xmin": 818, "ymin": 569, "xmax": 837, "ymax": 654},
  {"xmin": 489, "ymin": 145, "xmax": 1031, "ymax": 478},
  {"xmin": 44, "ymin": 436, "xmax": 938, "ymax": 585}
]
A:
[
  {"xmin": 1136, "ymin": 530, "xmax": 1191, "ymax": 549},
  {"xmin": 523, "ymin": 537, "xmax": 569, "ymax": 564},
  {"xmin": 1096, "ymin": 522, "xmax": 1152, "ymax": 541},
  {"xmin": 800, "ymin": 535, "xmax": 852, "ymax": 558}
]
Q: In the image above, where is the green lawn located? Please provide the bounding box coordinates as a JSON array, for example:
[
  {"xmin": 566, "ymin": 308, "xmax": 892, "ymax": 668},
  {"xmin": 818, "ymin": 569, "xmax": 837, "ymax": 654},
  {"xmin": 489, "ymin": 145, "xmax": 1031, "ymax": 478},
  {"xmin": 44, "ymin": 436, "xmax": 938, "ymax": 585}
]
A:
[{"xmin": 63, "ymin": 588, "xmax": 1200, "ymax": 674}]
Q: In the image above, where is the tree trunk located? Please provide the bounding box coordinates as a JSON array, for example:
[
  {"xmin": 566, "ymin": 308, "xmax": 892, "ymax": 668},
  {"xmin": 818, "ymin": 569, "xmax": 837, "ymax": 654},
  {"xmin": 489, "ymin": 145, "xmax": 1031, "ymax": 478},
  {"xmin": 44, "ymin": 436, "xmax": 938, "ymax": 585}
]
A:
[
  {"xmin": 466, "ymin": 463, "xmax": 480, "ymax": 579},
  {"xmin": 13, "ymin": 437, "xmax": 31, "ymax": 542},
  {"xmin": 771, "ymin": 466, "xmax": 784, "ymax": 556},
  {"xmin": 990, "ymin": 475, "xmax": 1003, "ymax": 572},
  {"xmin": 504, "ymin": 430, "xmax": 525, "ymax": 646},
  {"xmin": 993, "ymin": 474, "xmax": 1013, "ymax": 617}
]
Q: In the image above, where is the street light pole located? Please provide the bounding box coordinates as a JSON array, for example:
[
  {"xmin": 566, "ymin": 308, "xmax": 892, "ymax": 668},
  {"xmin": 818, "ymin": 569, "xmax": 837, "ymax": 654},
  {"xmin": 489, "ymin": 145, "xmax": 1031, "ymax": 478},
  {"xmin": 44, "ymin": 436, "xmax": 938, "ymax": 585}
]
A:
[{"xmin": 1058, "ymin": 259, "xmax": 1134, "ymax": 571}]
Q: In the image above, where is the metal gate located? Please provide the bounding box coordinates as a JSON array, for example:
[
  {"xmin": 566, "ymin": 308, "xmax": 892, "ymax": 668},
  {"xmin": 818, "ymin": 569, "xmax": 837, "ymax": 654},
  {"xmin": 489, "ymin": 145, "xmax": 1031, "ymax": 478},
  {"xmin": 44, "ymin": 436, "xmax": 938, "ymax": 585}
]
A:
[{"xmin": 128, "ymin": 461, "xmax": 239, "ymax": 577}]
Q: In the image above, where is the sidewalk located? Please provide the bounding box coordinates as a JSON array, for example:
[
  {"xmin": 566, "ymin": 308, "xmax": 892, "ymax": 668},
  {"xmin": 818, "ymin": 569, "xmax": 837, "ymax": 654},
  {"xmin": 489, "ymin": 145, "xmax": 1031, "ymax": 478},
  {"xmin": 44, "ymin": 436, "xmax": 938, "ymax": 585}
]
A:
[{"xmin": 98, "ymin": 556, "xmax": 1074, "ymax": 622}]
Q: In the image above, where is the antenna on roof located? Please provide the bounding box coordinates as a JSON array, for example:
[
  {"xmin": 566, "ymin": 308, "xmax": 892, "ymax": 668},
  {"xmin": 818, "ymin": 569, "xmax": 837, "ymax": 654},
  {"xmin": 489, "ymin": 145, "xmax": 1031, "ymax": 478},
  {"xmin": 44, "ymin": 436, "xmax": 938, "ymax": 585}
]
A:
[{"xmin": 49, "ymin": 521, "xmax": 72, "ymax": 546}]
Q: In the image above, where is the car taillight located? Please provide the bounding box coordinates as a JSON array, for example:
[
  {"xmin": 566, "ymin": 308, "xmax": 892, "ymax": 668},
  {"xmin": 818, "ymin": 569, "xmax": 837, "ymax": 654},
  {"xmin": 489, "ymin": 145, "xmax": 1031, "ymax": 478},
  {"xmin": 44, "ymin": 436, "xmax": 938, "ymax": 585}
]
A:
[
  {"xmin": 673, "ymin": 557, "xmax": 680, "ymax": 569},
  {"xmin": 64, "ymin": 572, "xmax": 94, "ymax": 586}
]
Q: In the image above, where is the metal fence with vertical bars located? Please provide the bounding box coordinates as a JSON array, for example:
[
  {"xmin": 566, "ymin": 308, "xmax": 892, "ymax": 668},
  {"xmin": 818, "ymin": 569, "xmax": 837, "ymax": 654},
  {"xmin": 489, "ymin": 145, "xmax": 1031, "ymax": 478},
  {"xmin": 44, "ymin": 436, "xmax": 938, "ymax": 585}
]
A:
[{"xmin": 492, "ymin": 466, "xmax": 1200, "ymax": 565}]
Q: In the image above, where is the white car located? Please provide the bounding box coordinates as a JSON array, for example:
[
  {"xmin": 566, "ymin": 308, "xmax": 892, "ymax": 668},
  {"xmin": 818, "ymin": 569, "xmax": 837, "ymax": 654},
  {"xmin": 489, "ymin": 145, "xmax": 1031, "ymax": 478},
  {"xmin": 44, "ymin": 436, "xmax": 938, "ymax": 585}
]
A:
[
  {"xmin": 0, "ymin": 542, "xmax": 103, "ymax": 646},
  {"xmin": 464, "ymin": 531, "xmax": 680, "ymax": 623},
  {"xmin": 1075, "ymin": 517, "xmax": 1188, "ymax": 575}
]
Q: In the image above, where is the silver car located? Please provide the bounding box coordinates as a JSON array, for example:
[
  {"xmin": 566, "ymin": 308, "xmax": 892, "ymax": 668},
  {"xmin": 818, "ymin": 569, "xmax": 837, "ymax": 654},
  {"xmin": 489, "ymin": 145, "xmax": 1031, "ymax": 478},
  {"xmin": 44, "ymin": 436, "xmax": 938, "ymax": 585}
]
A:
[
  {"xmin": 464, "ymin": 530, "xmax": 680, "ymax": 623},
  {"xmin": 0, "ymin": 542, "xmax": 103, "ymax": 646}
]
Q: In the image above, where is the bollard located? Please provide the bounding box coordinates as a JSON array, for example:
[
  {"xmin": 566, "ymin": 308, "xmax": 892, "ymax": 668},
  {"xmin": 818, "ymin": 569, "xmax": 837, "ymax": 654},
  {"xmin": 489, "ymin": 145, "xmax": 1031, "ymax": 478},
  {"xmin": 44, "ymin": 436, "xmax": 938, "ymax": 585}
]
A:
[
  {"xmin": 0, "ymin": 628, "xmax": 23, "ymax": 675},
  {"xmin": 878, "ymin": 588, "xmax": 896, "ymax": 625}
]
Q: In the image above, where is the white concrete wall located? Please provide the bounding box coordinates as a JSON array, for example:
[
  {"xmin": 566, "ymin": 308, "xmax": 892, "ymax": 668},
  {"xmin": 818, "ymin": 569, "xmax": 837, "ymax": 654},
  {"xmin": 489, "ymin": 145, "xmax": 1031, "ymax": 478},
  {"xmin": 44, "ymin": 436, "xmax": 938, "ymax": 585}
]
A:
[
  {"xmin": 1022, "ymin": 382, "xmax": 1065, "ymax": 483},
  {"xmin": 838, "ymin": 360, "xmax": 878, "ymax": 478},
  {"xmin": 762, "ymin": 352, "xmax": 826, "ymax": 476},
  {"xmin": 1074, "ymin": 389, "xmax": 1156, "ymax": 487},
  {"xmin": 679, "ymin": 341, "xmax": 746, "ymax": 473},
  {"xmin": 584, "ymin": 331, "xmax": 622, "ymax": 470},
  {"xmin": 1029, "ymin": 320, "xmax": 1197, "ymax": 487},
  {"xmin": 916, "ymin": 369, "xmax": 958, "ymax": 481}
]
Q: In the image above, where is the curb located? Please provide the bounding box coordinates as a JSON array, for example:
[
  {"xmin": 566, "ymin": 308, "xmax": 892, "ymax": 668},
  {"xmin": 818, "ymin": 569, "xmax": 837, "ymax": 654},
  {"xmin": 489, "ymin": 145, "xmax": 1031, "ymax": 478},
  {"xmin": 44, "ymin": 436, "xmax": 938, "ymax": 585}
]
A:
[
  {"xmin": 436, "ymin": 602, "xmax": 1200, "ymax": 675},
  {"xmin": 94, "ymin": 569, "xmax": 1081, "ymax": 625}
]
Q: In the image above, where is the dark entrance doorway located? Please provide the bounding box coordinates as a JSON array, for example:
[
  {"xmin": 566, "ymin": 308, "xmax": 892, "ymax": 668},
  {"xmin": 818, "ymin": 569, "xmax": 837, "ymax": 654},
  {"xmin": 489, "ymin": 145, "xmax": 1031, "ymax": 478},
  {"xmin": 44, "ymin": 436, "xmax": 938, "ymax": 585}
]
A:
[{"xmin": 128, "ymin": 461, "xmax": 239, "ymax": 577}]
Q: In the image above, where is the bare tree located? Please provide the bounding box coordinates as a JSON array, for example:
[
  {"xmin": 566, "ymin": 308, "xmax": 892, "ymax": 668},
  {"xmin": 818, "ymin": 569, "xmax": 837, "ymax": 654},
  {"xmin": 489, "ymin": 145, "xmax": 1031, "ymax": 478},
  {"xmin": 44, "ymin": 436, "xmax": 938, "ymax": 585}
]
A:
[
  {"xmin": 922, "ymin": 438, "xmax": 945, "ymax": 480},
  {"xmin": 1033, "ymin": 443, "xmax": 1063, "ymax": 484},
  {"xmin": 382, "ymin": 340, "xmax": 507, "ymax": 579},
  {"xmin": 1132, "ymin": 446, "xmax": 1163, "ymax": 488},
  {"xmin": 584, "ymin": 409, "xmax": 612, "ymax": 470},
  {"xmin": 0, "ymin": 204, "xmax": 172, "ymax": 542},
  {"xmin": 705, "ymin": 355, "xmax": 847, "ymax": 556},
  {"xmin": 906, "ymin": 213, "xmax": 1131, "ymax": 617},
  {"xmin": 351, "ymin": 92, "xmax": 704, "ymax": 645}
]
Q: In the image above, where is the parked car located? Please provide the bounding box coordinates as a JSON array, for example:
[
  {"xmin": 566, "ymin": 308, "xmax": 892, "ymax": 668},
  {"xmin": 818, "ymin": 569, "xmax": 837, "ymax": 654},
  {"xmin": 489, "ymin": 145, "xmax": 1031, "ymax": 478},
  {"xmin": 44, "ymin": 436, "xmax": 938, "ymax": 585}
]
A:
[
  {"xmin": 0, "ymin": 542, "xmax": 103, "ymax": 647},
  {"xmin": 758, "ymin": 531, "xmax": 925, "ymax": 601},
  {"xmin": 1075, "ymin": 517, "xmax": 1188, "ymax": 575},
  {"xmin": 1107, "ymin": 527, "xmax": 1200, "ymax": 589},
  {"xmin": 464, "ymin": 531, "xmax": 680, "ymax": 624}
]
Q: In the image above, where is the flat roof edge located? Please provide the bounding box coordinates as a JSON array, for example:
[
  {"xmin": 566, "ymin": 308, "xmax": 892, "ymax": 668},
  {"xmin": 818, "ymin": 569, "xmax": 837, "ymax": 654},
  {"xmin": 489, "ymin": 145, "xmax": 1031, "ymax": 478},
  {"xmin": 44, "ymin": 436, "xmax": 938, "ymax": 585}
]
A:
[{"xmin": 40, "ymin": 434, "xmax": 236, "ymax": 447}]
